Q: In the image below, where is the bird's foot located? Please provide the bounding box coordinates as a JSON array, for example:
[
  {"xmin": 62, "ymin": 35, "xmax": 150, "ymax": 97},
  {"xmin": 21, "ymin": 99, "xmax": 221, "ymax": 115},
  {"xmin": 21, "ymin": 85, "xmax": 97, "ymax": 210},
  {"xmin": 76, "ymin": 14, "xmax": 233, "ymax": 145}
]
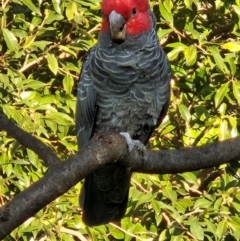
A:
[{"xmin": 120, "ymin": 132, "xmax": 145, "ymax": 152}]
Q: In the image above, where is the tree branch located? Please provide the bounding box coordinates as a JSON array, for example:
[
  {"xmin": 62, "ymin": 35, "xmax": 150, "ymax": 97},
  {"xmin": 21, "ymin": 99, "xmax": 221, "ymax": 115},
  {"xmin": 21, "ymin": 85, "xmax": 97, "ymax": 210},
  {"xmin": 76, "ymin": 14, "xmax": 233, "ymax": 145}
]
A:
[
  {"xmin": 128, "ymin": 136, "xmax": 240, "ymax": 174},
  {"xmin": 0, "ymin": 112, "xmax": 59, "ymax": 167},
  {"xmin": 0, "ymin": 112, "xmax": 240, "ymax": 239},
  {"xmin": 0, "ymin": 132, "xmax": 127, "ymax": 239}
]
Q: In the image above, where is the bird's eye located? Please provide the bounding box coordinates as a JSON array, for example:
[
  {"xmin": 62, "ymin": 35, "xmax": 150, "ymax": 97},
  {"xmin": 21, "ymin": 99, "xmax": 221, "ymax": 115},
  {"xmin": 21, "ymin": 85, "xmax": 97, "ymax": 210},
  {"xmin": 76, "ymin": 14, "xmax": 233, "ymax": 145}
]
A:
[{"xmin": 132, "ymin": 8, "xmax": 137, "ymax": 15}]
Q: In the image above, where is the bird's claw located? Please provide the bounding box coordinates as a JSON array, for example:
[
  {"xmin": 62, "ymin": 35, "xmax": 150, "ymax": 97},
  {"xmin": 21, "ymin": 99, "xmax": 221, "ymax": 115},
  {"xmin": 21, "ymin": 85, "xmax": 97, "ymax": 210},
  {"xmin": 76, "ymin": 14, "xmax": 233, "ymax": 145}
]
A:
[{"xmin": 120, "ymin": 132, "xmax": 145, "ymax": 152}]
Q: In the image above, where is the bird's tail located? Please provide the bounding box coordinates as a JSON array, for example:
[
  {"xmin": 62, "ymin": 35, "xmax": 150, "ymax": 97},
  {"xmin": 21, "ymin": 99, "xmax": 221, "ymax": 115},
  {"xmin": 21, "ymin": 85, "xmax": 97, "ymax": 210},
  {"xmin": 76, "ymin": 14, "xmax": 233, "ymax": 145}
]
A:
[{"xmin": 80, "ymin": 164, "xmax": 131, "ymax": 226}]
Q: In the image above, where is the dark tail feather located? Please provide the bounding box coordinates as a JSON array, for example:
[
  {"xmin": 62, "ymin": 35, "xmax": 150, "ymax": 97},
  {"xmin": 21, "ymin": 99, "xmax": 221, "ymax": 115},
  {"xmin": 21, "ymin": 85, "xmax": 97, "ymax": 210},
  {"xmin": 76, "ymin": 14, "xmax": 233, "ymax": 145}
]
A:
[{"xmin": 80, "ymin": 165, "xmax": 131, "ymax": 226}]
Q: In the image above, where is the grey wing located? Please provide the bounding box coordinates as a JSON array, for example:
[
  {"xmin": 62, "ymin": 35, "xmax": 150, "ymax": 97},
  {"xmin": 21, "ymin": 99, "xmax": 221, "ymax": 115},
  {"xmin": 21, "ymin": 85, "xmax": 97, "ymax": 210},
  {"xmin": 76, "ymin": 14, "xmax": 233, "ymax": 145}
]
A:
[
  {"xmin": 142, "ymin": 47, "xmax": 171, "ymax": 145},
  {"xmin": 156, "ymin": 48, "xmax": 171, "ymax": 126},
  {"xmin": 76, "ymin": 46, "xmax": 97, "ymax": 148}
]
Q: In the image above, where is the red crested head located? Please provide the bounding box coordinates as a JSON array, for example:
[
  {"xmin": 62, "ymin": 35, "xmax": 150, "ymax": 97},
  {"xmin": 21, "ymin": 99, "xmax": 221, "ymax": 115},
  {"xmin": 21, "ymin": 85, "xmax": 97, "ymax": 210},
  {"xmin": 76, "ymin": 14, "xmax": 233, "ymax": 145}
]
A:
[{"xmin": 101, "ymin": 0, "xmax": 151, "ymax": 39}]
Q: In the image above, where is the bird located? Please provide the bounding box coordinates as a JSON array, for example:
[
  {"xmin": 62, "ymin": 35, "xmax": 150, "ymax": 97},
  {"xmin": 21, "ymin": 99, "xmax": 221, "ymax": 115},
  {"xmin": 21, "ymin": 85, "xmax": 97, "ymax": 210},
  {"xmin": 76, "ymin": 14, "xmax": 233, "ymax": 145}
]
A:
[{"xmin": 75, "ymin": 0, "xmax": 171, "ymax": 226}]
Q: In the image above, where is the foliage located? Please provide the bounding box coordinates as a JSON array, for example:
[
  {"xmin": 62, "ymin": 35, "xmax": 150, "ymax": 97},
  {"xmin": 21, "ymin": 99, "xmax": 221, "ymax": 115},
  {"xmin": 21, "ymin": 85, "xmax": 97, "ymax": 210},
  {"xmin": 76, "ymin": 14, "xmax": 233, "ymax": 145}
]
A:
[{"xmin": 0, "ymin": 0, "xmax": 240, "ymax": 240}]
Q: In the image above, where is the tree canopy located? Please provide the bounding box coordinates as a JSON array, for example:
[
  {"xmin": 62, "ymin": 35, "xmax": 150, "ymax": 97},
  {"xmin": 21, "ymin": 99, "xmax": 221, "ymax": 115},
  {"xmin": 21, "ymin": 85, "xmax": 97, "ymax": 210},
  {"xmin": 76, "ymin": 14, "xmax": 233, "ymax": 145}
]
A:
[{"xmin": 0, "ymin": 0, "xmax": 240, "ymax": 240}]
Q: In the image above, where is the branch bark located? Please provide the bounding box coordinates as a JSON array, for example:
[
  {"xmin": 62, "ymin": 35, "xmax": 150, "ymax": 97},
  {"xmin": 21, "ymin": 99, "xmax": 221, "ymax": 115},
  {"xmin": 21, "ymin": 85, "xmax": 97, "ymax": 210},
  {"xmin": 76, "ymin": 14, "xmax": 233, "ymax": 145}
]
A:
[
  {"xmin": 0, "ymin": 112, "xmax": 59, "ymax": 166},
  {"xmin": 0, "ymin": 112, "xmax": 240, "ymax": 239}
]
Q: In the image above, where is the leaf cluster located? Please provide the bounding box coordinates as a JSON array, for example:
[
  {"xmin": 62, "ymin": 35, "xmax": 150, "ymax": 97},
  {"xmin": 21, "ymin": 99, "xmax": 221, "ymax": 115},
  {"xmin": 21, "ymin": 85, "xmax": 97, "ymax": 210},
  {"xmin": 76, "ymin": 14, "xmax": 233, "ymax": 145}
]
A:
[{"xmin": 0, "ymin": 0, "xmax": 240, "ymax": 240}]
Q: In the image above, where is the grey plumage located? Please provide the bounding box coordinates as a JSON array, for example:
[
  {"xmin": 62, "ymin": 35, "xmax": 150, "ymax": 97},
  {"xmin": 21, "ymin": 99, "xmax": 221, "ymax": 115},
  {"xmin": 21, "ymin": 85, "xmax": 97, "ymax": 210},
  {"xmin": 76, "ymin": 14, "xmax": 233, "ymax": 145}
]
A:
[{"xmin": 76, "ymin": 9, "xmax": 171, "ymax": 226}]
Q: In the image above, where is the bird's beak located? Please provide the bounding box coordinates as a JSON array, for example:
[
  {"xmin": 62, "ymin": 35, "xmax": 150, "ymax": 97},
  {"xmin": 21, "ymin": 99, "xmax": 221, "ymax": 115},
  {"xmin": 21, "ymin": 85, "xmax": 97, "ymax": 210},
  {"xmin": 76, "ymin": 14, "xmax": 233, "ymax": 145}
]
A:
[{"xmin": 109, "ymin": 10, "xmax": 126, "ymax": 41}]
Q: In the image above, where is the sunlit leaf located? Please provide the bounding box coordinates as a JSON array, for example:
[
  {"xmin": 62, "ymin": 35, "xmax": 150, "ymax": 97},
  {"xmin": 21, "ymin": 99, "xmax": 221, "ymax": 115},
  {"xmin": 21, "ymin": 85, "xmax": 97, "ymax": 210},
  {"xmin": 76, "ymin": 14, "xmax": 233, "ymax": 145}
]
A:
[
  {"xmin": 2, "ymin": 28, "xmax": 19, "ymax": 51},
  {"xmin": 159, "ymin": 1, "xmax": 173, "ymax": 24},
  {"xmin": 190, "ymin": 221, "xmax": 204, "ymax": 240},
  {"xmin": 232, "ymin": 81, "xmax": 240, "ymax": 105},
  {"xmin": 178, "ymin": 104, "xmax": 191, "ymax": 123},
  {"xmin": 184, "ymin": 0, "xmax": 193, "ymax": 9},
  {"xmin": 216, "ymin": 219, "xmax": 228, "ymax": 239},
  {"xmin": 184, "ymin": 45, "xmax": 197, "ymax": 66},
  {"xmin": 21, "ymin": 0, "xmax": 41, "ymax": 14},
  {"xmin": 208, "ymin": 46, "xmax": 229, "ymax": 73},
  {"xmin": 214, "ymin": 83, "xmax": 229, "ymax": 107},
  {"xmin": 222, "ymin": 42, "xmax": 240, "ymax": 52},
  {"xmin": 193, "ymin": 198, "xmax": 212, "ymax": 209},
  {"xmin": 63, "ymin": 75, "xmax": 74, "ymax": 94},
  {"xmin": 47, "ymin": 53, "xmax": 58, "ymax": 75}
]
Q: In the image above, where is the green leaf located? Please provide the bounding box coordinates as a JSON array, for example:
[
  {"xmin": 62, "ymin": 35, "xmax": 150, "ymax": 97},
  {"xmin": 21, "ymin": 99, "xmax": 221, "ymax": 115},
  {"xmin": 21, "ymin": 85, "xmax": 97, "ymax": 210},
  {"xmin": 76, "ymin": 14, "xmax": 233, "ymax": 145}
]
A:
[
  {"xmin": 47, "ymin": 53, "xmax": 58, "ymax": 75},
  {"xmin": 190, "ymin": 221, "xmax": 204, "ymax": 240},
  {"xmin": 226, "ymin": 57, "xmax": 236, "ymax": 76},
  {"xmin": 21, "ymin": 0, "xmax": 41, "ymax": 14},
  {"xmin": 179, "ymin": 172, "xmax": 198, "ymax": 184},
  {"xmin": 0, "ymin": 73, "xmax": 9, "ymax": 88},
  {"xmin": 221, "ymin": 42, "xmax": 240, "ymax": 52},
  {"xmin": 214, "ymin": 83, "xmax": 229, "ymax": 107},
  {"xmin": 23, "ymin": 36, "xmax": 36, "ymax": 49},
  {"xmin": 63, "ymin": 75, "xmax": 74, "ymax": 95},
  {"xmin": 158, "ymin": 29, "xmax": 173, "ymax": 39},
  {"xmin": 17, "ymin": 80, "xmax": 47, "ymax": 89},
  {"xmin": 162, "ymin": 189, "xmax": 177, "ymax": 203},
  {"xmin": 219, "ymin": 119, "xmax": 229, "ymax": 140},
  {"xmin": 45, "ymin": 112, "xmax": 74, "ymax": 125},
  {"xmin": 193, "ymin": 198, "xmax": 212, "ymax": 209},
  {"xmin": 20, "ymin": 91, "xmax": 36, "ymax": 101},
  {"xmin": 233, "ymin": 4, "xmax": 240, "ymax": 15},
  {"xmin": 214, "ymin": 197, "xmax": 222, "ymax": 210},
  {"xmin": 232, "ymin": 81, "xmax": 240, "ymax": 105},
  {"xmin": 66, "ymin": 2, "xmax": 77, "ymax": 20},
  {"xmin": 108, "ymin": 226, "xmax": 124, "ymax": 239},
  {"xmin": 151, "ymin": 199, "xmax": 161, "ymax": 215},
  {"xmin": 218, "ymin": 103, "xmax": 227, "ymax": 116},
  {"xmin": 59, "ymin": 45, "xmax": 77, "ymax": 58},
  {"xmin": 32, "ymin": 41, "xmax": 52, "ymax": 49},
  {"xmin": 228, "ymin": 216, "xmax": 240, "ymax": 231},
  {"xmin": 27, "ymin": 149, "xmax": 39, "ymax": 168},
  {"xmin": 2, "ymin": 105, "xmax": 23, "ymax": 122},
  {"xmin": 184, "ymin": 0, "xmax": 193, "ymax": 10},
  {"xmin": 178, "ymin": 104, "xmax": 191, "ymax": 123},
  {"xmin": 232, "ymin": 202, "xmax": 240, "ymax": 212},
  {"xmin": 167, "ymin": 44, "xmax": 186, "ymax": 61},
  {"xmin": 52, "ymin": 0, "xmax": 62, "ymax": 14},
  {"xmin": 136, "ymin": 192, "xmax": 157, "ymax": 208},
  {"xmin": 208, "ymin": 46, "xmax": 229, "ymax": 73},
  {"xmin": 216, "ymin": 219, "xmax": 228, "ymax": 239},
  {"xmin": 204, "ymin": 219, "xmax": 217, "ymax": 237},
  {"xmin": 159, "ymin": 1, "xmax": 173, "ymax": 24},
  {"xmin": 2, "ymin": 28, "xmax": 19, "ymax": 51},
  {"xmin": 184, "ymin": 45, "xmax": 197, "ymax": 66},
  {"xmin": 233, "ymin": 231, "xmax": 240, "ymax": 241}
]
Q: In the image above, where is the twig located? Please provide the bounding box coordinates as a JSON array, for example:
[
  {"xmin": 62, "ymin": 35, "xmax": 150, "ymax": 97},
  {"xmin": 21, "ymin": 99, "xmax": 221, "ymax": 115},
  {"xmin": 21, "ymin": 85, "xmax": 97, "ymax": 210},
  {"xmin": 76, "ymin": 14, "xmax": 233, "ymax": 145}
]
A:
[
  {"xmin": 183, "ymin": 208, "xmax": 204, "ymax": 217},
  {"xmin": 169, "ymin": 24, "xmax": 208, "ymax": 55},
  {"xmin": 192, "ymin": 126, "xmax": 210, "ymax": 146},
  {"xmin": 162, "ymin": 212, "xmax": 171, "ymax": 226},
  {"xmin": 2, "ymin": 0, "xmax": 11, "ymax": 9},
  {"xmin": 60, "ymin": 227, "xmax": 88, "ymax": 241},
  {"xmin": 87, "ymin": 23, "xmax": 101, "ymax": 34},
  {"xmin": 58, "ymin": 67, "xmax": 79, "ymax": 80},
  {"xmin": 109, "ymin": 223, "xmax": 150, "ymax": 241},
  {"xmin": 131, "ymin": 178, "xmax": 149, "ymax": 193},
  {"xmin": 19, "ymin": 55, "xmax": 46, "ymax": 73},
  {"xmin": 19, "ymin": 43, "xmax": 58, "ymax": 73},
  {"xmin": 188, "ymin": 187, "xmax": 202, "ymax": 195}
]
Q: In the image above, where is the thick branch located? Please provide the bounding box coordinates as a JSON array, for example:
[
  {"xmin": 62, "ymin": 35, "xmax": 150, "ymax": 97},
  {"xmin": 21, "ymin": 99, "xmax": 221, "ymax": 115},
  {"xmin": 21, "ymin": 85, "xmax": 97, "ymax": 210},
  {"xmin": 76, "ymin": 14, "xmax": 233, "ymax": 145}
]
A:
[
  {"xmin": 0, "ymin": 112, "xmax": 59, "ymax": 166},
  {"xmin": 0, "ymin": 133, "xmax": 128, "ymax": 239},
  {"xmin": 0, "ymin": 113, "xmax": 240, "ymax": 239},
  {"xmin": 128, "ymin": 137, "xmax": 240, "ymax": 173}
]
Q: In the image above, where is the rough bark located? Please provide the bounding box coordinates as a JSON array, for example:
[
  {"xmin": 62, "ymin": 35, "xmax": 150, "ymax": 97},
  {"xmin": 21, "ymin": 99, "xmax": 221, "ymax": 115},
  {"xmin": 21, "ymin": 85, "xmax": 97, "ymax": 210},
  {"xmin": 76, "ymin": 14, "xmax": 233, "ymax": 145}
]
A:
[
  {"xmin": 0, "ymin": 112, "xmax": 240, "ymax": 239},
  {"xmin": 0, "ymin": 112, "xmax": 59, "ymax": 166}
]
